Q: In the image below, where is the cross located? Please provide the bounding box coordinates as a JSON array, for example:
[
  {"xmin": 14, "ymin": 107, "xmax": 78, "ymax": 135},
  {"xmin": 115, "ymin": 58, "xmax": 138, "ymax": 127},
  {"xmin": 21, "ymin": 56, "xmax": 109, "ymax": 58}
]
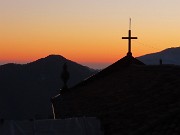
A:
[{"xmin": 122, "ymin": 19, "xmax": 138, "ymax": 56}]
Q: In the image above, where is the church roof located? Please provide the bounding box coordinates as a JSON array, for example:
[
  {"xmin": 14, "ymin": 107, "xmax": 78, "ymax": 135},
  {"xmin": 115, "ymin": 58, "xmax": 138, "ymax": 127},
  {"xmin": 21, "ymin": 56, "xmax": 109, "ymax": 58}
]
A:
[
  {"xmin": 72, "ymin": 54, "xmax": 145, "ymax": 89},
  {"xmin": 52, "ymin": 64, "xmax": 180, "ymax": 135}
]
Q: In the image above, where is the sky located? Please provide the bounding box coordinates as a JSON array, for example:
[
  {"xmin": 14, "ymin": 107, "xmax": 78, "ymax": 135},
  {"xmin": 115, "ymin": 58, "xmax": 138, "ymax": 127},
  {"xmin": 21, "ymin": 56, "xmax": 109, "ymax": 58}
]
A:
[{"xmin": 1, "ymin": 0, "xmax": 180, "ymax": 69}]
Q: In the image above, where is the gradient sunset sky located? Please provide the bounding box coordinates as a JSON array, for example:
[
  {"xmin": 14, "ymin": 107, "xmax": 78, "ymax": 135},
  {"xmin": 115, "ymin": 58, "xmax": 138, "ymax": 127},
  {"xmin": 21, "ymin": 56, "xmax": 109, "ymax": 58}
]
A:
[{"xmin": 1, "ymin": 0, "xmax": 180, "ymax": 68}]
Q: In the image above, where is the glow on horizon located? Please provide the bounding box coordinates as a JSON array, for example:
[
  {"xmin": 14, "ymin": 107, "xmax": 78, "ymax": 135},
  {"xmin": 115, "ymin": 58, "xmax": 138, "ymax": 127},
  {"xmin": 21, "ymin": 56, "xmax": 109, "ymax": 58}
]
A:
[{"xmin": 1, "ymin": 0, "xmax": 180, "ymax": 68}]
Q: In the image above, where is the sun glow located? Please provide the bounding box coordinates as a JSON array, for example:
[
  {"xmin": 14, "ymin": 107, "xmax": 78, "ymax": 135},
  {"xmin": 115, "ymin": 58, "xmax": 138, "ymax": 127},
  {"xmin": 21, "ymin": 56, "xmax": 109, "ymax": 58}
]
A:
[{"xmin": 1, "ymin": 0, "xmax": 180, "ymax": 68}]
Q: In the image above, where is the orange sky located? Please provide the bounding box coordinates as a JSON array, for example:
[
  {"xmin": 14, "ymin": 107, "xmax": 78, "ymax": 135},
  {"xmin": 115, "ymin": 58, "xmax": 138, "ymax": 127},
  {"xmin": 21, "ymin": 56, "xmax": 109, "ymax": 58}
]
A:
[{"xmin": 1, "ymin": 0, "xmax": 180, "ymax": 68}]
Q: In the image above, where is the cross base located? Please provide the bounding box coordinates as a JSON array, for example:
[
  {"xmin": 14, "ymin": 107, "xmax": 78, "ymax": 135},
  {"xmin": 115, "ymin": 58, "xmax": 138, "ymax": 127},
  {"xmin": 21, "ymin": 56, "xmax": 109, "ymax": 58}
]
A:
[{"xmin": 127, "ymin": 52, "xmax": 132, "ymax": 56}]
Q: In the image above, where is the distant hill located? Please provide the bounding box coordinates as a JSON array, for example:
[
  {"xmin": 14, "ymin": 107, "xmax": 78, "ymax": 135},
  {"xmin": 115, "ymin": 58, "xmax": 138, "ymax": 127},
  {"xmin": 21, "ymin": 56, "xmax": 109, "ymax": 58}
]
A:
[
  {"xmin": 0, "ymin": 55, "xmax": 97, "ymax": 120},
  {"xmin": 137, "ymin": 47, "xmax": 180, "ymax": 65}
]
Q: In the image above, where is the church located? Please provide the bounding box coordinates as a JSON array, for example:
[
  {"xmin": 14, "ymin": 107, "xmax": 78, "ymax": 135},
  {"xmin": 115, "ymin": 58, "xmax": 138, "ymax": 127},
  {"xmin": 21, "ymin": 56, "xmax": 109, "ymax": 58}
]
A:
[{"xmin": 52, "ymin": 21, "xmax": 180, "ymax": 135}]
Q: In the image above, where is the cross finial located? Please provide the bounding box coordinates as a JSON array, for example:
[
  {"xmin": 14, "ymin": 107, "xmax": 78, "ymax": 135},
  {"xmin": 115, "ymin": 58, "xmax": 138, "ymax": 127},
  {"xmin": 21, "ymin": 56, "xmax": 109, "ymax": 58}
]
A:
[
  {"xmin": 122, "ymin": 19, "xmax": 138, "ymax": 56},
  {"xmin": 129, "ymin": 18, "xmax": 131, "ymax": 30}
]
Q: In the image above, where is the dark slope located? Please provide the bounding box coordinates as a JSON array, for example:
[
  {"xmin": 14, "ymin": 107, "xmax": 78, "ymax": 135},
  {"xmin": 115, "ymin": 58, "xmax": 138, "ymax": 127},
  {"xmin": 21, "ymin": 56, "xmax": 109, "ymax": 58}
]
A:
[
  {"xmin": 0, "ymin": 55, "xmax": 97, "ymax": 120},
  {"xmin": 137, "ymin": 47, "xmax": 180, "ymax": 65}
]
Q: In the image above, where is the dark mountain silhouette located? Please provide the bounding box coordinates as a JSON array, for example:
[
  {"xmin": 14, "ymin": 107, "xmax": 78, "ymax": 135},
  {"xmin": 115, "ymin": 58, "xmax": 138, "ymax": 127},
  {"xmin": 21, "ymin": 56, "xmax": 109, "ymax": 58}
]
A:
[
  {"xmin": 137, "ymin": 47, "xmax": 180, "ymax": 65},
  {"xmin": 0, "ymin": 55, "xmax": 97, "ymax": 120}
]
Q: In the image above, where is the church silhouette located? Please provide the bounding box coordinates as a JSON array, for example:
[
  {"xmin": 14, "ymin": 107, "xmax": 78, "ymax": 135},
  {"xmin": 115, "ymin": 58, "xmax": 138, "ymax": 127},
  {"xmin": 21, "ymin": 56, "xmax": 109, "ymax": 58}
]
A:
[{"xmin": 52, "ymin": 21, "xmax": 180, "ymax": 135}]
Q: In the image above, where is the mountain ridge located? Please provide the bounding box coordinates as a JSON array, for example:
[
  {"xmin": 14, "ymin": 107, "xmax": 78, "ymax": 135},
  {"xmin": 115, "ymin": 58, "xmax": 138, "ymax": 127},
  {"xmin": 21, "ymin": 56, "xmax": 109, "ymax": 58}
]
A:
[
  {"xmin": 137, "ymin": 47, "xmax": 180, "ymax": 65},
  {"xmin": 0, "ymin": 54, "xmax": 97, "ymax": 120}
]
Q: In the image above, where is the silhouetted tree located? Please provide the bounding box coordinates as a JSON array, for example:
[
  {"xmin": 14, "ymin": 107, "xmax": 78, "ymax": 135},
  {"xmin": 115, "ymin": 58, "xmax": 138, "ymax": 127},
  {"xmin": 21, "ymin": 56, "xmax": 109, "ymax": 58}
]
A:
[
  {"xmin": 160, "ymin": 59, "xmax": 162, "ymax": 65},
  {"xmin": 60, "ymin": 63, "xmax": 70, "ymax": 94}
]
